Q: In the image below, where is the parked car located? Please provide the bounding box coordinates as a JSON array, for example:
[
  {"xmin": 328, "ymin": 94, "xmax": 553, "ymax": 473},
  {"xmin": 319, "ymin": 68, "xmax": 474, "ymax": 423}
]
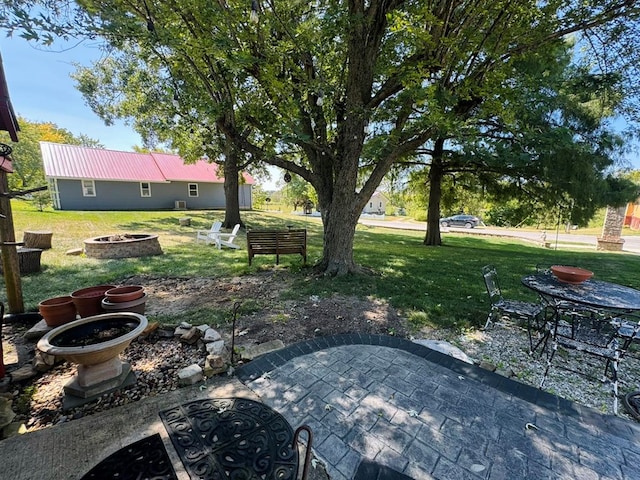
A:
[{"xmin": 440, "ymin": 214, "xmax": 481, "ymax": 228}]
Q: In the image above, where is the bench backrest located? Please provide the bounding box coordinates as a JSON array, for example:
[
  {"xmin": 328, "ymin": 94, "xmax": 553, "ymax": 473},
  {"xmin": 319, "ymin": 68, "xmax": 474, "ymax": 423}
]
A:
[{"xmin": 247, "ymin": 229, "xmax": 306, "ymax": 247}]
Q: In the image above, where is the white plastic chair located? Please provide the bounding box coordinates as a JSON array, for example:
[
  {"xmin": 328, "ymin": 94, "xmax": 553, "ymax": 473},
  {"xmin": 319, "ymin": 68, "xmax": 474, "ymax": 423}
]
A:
[
  {"xmin": 196, "ymin": 221, "xmax": 222, "ymax": 244},
  {"xmin": 215, "ymin": 224, "xmax": 241, "ymax": 250}
]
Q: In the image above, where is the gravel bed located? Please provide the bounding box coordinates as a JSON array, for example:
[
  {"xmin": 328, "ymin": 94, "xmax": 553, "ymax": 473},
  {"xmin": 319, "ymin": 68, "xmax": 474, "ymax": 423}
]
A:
[
  {"xmin": 431, "ymin": 320, "xmax": 640, "ymax": 419},
  {"xmin": 4, "ymin": 332, "xmax": 207, "ymax": 432}
]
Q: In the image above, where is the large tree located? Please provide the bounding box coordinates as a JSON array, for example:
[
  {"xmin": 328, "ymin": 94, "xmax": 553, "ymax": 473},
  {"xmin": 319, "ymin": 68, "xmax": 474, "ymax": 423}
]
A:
[
  {"xmin": 410, "ymin": 41, "xmax": 637, "ymax": 245},
  {"xmin": 3, "ymin": 1, "xmax": 639, "ymax": 274}
]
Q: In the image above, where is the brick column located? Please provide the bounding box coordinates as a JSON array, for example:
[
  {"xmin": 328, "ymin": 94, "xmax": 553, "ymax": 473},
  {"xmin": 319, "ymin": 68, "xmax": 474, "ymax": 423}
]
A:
[{"xmin": 597, "ymin": 206, "xmax": 625, "ymax": 251}]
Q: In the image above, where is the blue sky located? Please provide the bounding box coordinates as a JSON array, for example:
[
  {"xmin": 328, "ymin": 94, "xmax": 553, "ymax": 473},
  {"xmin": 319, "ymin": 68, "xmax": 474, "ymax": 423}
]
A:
[{"xmin": 1, "ymin": 35, "xmax": 142, "ymax": 151}]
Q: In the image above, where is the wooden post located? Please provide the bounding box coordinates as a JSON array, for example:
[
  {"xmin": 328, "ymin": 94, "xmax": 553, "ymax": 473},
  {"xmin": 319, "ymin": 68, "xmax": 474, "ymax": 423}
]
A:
[{"xmin": 0, "ymin": 169, "xmax": 24, "ymax": 313}]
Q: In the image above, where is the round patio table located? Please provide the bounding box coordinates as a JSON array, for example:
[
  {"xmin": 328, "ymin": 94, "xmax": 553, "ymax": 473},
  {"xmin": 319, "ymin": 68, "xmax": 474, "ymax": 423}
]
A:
[{"xmin": 521, "ymin": 273, "xmax": 640, "ymax": 312}]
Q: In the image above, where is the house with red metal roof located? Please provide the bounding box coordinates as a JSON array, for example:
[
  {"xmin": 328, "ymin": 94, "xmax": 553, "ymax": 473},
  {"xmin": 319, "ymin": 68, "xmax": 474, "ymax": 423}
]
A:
[{"xmin": 40, "ymin": 142, "xmax": 253, "ymax": 211}]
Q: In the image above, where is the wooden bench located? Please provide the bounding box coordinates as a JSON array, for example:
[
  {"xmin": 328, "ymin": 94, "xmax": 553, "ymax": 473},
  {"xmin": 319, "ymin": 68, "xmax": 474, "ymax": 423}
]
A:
[{"xmin": 246, "ymin": 229, "xmax": 307, "ymax": 265}]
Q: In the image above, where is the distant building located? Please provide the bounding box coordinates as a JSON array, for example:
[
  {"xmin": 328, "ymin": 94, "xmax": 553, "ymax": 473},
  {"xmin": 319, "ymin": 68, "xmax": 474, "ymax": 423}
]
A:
[
  {"xmin": 362, "ymin": 191, "xmax": 388, "ymax": 215},
  {"xmin": 40, "ymin": 142, "xmax": 253, "ymax": 211},
  {"xmin": 624, "ymin": 200, "xmax": 640, "ymax": 230}
]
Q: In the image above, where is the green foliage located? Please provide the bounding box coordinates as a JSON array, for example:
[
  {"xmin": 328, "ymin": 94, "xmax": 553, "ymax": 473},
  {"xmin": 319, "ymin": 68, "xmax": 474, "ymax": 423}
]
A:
[
  {"xmin": 30, "ymin": 191, "xmax": 52, "ymax": 212},
  {"xmin": 0, "ymin": 117, "xmax": 102, "ymax": 193},
  {"xmin": 14, "ymin": 385, "xmax": 37, "ymax": 416}
]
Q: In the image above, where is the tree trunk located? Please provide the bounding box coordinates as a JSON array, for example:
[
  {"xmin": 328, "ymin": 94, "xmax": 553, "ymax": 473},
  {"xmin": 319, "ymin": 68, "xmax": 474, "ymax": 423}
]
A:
[
  {"xmin": 317, "ymin": 201, "xmax": 359, "ymax": 276},
  {"xmin": 314, "ymin": 158, "xmax": 363, "ymax": 276},
  {"xmin": 424, "ymin": 138, "xmax": 445, "ymax": 246},
  {"xmin": 222, "ymin": 149, "xmax": 244, "ymax": 229}
]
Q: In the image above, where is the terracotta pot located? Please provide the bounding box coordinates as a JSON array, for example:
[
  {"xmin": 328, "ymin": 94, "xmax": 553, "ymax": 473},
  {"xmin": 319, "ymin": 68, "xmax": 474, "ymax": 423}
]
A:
[
  {"xmin": 101, "ymin": 293, "xmax": 147, "ymax": 314},
  {"xmin": 71, "ymin": 285, "xmax": 116, "ymax": 318},
  {"xmin": 39, "ymin": 296, "xmax": 77, "ymax": 327},
  {"xmin": 550, "ymin": 265, "xmax": 594, "ymax": 284},
  {"xmin": 104, "ymin": 285, "xmax": 145, "ymax": 303}
]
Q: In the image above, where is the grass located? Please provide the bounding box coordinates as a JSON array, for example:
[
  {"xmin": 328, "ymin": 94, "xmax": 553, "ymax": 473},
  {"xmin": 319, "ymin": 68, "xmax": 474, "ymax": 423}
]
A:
[{"xmin": 6, "ymin": 200, "xmax": 640, "ymax": 332}]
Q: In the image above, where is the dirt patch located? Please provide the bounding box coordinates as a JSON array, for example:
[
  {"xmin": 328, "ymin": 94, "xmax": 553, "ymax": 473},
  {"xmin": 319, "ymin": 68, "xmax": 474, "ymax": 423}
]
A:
[{"xmin": 134, "ymin": 271, "xmax": 409, "ymax": 345}]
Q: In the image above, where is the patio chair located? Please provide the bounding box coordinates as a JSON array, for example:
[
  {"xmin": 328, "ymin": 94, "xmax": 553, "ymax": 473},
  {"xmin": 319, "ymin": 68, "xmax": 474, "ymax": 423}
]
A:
[
  {"xmin": 540, "ymin": 308, "xmax": 625, "ymax": 413},
  {"xmin": 215, "ymin": 224, "xmax": 241, "ymax": 250},
  {"xmin": 482, "ymin": 264, "xmax": 544, "ymax": 352},
  {"xmin": 196, "ymin": 221, "xmax": 223, "ymax": 244}
]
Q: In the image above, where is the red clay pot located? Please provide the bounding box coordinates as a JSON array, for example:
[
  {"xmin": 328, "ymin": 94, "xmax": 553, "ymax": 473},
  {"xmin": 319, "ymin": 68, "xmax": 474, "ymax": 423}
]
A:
[
  {"xmin": 38, "ymin": 296, "xmax": 77, "ymax": 327},
  {"xmin": 71, "ymin": 285, "xmax": 116, "ymax": 318},
  {"xmin": 104, "ymin": 285, "xmax": 145, "ymax": 303}
]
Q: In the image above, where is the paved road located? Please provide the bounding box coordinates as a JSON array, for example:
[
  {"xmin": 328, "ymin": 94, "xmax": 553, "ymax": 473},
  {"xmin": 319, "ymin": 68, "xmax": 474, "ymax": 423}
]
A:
[{"xmin": 358, "ymin": 218, "xmax": 640, "ymax": 254}]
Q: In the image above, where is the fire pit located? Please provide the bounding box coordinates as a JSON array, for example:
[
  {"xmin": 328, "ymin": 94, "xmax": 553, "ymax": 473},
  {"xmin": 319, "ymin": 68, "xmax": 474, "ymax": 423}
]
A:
[
  {"xmin": 37, "ymin": 313, "xmax": 148, "ymax": 408},
  {"xmin": 84, "ymin": 233, "xmax": 162, "ymax": 259}
]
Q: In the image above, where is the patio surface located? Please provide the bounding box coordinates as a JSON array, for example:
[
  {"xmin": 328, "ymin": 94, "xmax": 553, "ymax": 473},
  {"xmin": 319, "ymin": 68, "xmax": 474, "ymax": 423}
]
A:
[{"xmin": 1, "ymin": 334, "xmax": 640, "ymax": 479}]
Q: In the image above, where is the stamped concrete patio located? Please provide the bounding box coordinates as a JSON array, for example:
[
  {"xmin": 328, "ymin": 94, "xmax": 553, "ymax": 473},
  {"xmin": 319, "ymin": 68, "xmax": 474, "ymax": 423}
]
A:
[{"xmin": 1, "ymin": 334, "xmax": 639, "ymax": 479}]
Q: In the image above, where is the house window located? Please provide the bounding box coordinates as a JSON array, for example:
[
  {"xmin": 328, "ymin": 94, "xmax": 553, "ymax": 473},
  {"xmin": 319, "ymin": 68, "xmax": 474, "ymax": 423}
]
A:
[
  {"xmin": 188, "ymin": 183, "xmax": 199, "ymax": 197},
  {"xmin": 82, "ymin": 180, "xmax": 96, "ymax": 197},
  {"xmin": 369, "ymin": 202, "xmax": 373, "ymax": 208},
  {"xmin": 140, "ymin": 182, "xmax": 151, "ymax": 197},
  {"xmin": 379, "ymin": 201, "xmax": 383, "ymax": 208}
]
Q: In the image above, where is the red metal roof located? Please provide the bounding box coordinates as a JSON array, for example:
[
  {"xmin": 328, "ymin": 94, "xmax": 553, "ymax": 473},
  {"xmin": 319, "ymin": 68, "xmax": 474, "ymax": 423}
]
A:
[
  {"xmin": 40, "ymin": 142, "xmax": 254, "ymax": 184},
  {"xmin": 41, "ymin": 142, "xmax": 165, "ymax": 181},
  {"xmin": 150, "ymin": 152, "xmax": 223, "ymax": 182}
]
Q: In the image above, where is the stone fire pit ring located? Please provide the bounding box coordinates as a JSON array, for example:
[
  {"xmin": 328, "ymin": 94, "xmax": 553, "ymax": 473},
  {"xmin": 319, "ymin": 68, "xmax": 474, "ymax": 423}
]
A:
[{"xmin": 84, "ymin": 233, "xmax": 162, "ymax": 259}]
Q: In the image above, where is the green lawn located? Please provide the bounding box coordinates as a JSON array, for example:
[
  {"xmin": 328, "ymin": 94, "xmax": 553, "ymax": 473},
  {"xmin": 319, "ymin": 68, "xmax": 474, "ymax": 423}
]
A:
[{"xmin": 6, "ymin": 200, "xmax": 640, "ymax": 331}]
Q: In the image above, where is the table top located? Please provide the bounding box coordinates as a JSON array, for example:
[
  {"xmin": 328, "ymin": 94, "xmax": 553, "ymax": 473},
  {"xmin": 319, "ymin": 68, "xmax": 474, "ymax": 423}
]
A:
[
  {"xmin": 160, "ymin": 397, "xmax": 299, "ymax": 480},
  {"xmin": 522, "ymin": 273, "xmax": 640, "ymax": 311}
]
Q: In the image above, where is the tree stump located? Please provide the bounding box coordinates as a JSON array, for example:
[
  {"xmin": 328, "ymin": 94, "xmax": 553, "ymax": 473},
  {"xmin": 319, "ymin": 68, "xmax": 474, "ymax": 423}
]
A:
[
  {"xmin": 179, "ymin": 218, "xmax": 191, "ymax": 227},
  {"xmin": 23, "ymin": 231, "xmax": 53, "ymax": 250},
  {"xmin": 0, "ymin": 248, "xmax": 43, "ymax": 274}
]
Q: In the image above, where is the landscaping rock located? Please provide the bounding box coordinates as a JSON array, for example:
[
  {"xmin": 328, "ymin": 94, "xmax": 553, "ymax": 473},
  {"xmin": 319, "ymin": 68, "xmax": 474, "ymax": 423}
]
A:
[
  {"xmin": 479, "ymin": 360, "xmax": 497, "ymax": 372},
  {"xmin": 65, "ymin": 248, "xmax": 83, "ymax": 256},
  {"xmin": 241, "ymin": 340, "xmax": 285, "ymax": 361},
  {"xmin": 0, "ymin": 397, "xmax": 16, "ymax": 429},
  {"xmin": 10, "ymin": 365, "xmax": 38, "ymax": 382},
  {"xmin": 173, "ymin": 326, "xmax": 191, "ymax": 337},
  {"xmin": 196, "ymin": 324, "xmax": 210, "ymax": 334},
  {"xmin": 204, "ymin": 355, "xmax": 226, "ymax": 377},
  {"xmin": 33, "ymin": 351, "xmax": 56, "ymax": 372},
  {"xmin": 23, "ymin": 319, "xmax": 52, "ymax": 341},
  {"xmin": 206, "ymin": 340, "xmax": 225, "ymax": 355},
  {"xmin": 203, "ymin": 328, "xmax": 222, "ymax": 342},
  {"xmin": 180, "ymin": 327, "xmax": 202, "ymax": 345},
  {"xmin": 496, "ymin": 367, "xmax": 516, "ymax": 378},
  {"xmin": 413, "ymin": 339, "xmax": 473, "ymax": 364},
  {"xmin": 177, "ymin": 364, "xmax": 203, "ymax": 386}
]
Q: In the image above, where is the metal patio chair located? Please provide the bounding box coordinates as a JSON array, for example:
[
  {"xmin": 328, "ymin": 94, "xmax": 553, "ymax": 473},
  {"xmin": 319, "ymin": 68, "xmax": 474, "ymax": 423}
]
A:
[
  {"xmin": 540, "ymin": 308, "xmax": 625, "ymax": 413},
  {"xmin": 482, "ymin": 264, "xmax": 545, "ymax": 352}
]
